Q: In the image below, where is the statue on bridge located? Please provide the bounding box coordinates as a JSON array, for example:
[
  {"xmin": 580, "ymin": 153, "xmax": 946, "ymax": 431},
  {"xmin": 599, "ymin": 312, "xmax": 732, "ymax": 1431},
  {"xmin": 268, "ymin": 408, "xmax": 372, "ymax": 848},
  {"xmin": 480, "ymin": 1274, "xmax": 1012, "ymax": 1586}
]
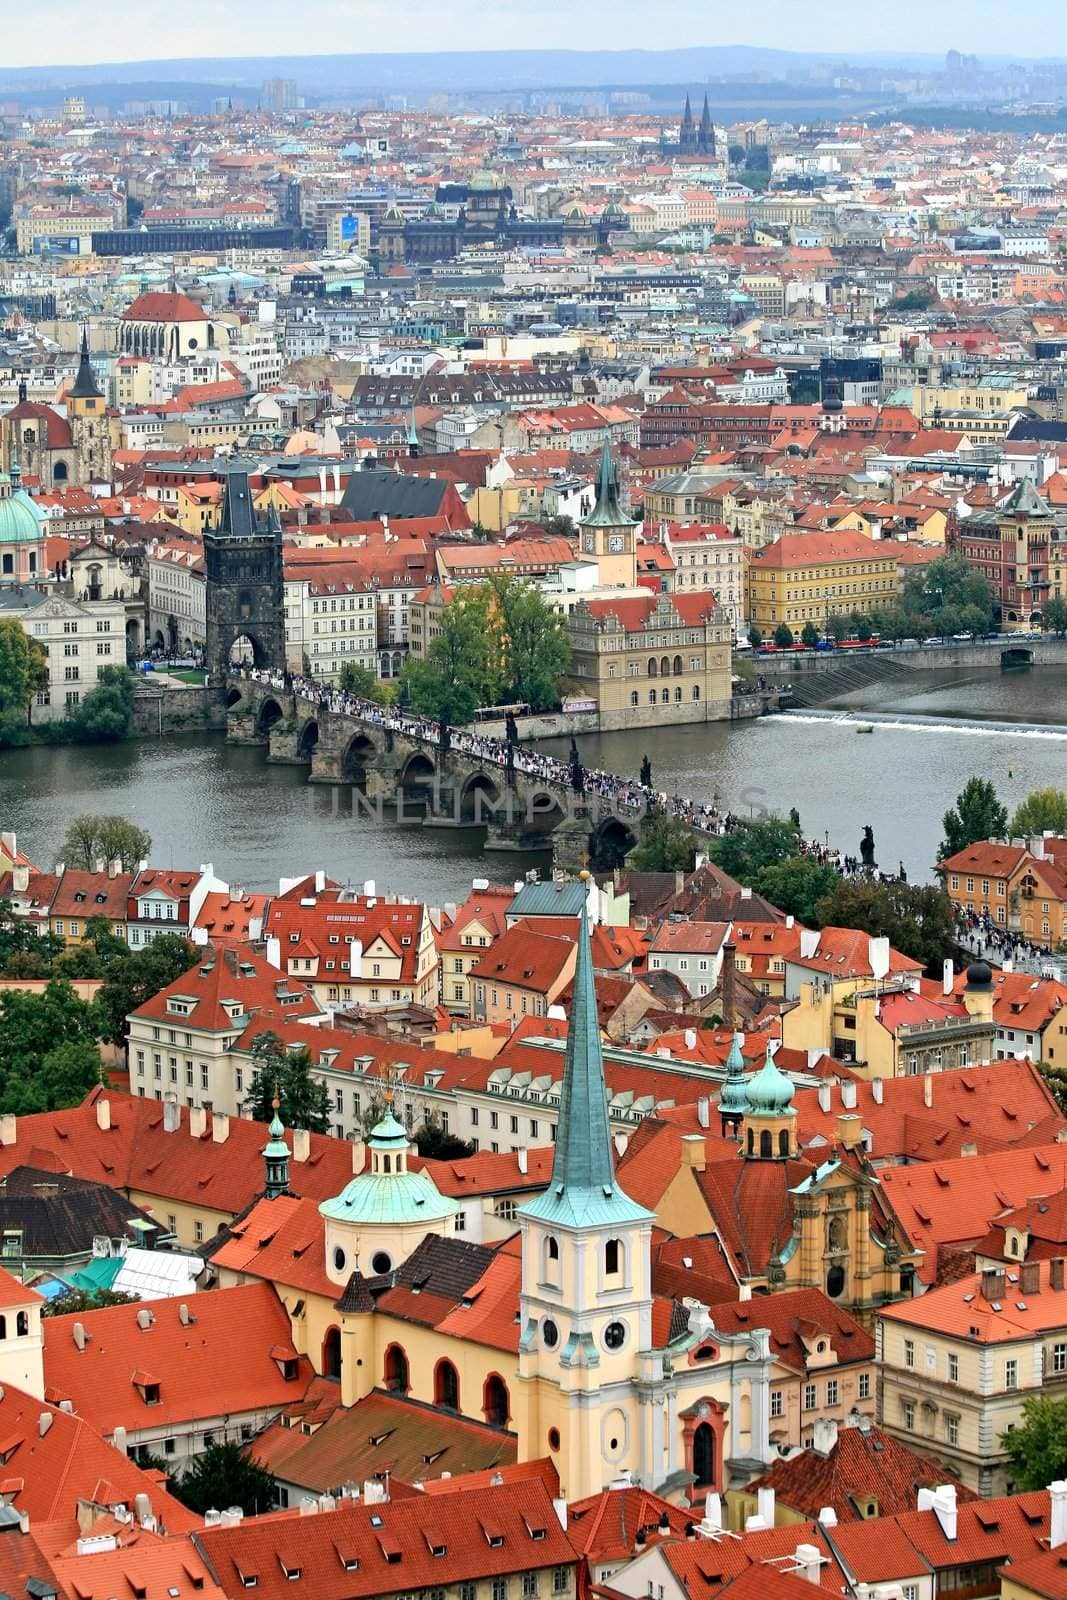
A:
[
  {"xmin": 860, "ymin": 825, "xmax": 876, "ymax": 870},
  {"xmin": 439, "ymin": 707, "xmax": 452, "ymax": 756},
  {"xmin": 505, "ymin": 709, "xmax": 520, "ymax": 745},
  {"xmin": 505, "ymin": 737, "xmax": 516, "ymax": 787},
  {"xmin": 640, "ymin": 754, "xmax": 652, "ymax": 788},
  {"xmin": 569, "ymin": 737, "xmax": 585, "ymax": 796}
]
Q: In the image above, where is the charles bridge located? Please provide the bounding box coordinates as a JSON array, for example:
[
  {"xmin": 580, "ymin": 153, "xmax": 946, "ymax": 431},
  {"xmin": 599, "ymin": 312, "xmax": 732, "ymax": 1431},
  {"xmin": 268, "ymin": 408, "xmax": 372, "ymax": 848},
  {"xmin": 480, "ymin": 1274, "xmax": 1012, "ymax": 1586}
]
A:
[{"xmin": 226, "ymin": 675, "xmax": 652, "ymax": 873}]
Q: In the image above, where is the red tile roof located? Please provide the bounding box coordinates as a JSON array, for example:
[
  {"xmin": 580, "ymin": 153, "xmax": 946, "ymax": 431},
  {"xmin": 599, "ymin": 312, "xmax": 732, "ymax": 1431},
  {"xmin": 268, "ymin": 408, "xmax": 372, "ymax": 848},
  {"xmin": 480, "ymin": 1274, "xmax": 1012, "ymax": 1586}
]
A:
[{"xmin": 745, "ymin": 1422, "xmax": 973, "ymax": 1522}]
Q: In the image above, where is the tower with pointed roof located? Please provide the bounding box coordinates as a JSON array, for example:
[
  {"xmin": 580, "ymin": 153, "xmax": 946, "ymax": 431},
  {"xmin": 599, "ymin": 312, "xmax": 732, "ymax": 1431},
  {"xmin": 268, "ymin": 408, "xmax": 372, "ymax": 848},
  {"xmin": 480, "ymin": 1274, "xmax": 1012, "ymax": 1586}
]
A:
[
  {"xmin": 698, "ymin": 93, "xmax": 716, "ymax": 158},
  {"xmin": 203, "ymin": 463, "xmax": 286, "ymax": 684},
  {"xmin": 579, "ymin": 439, "xmax": 638, "ymax": 587},
  {"xmin": 679, "ymin": 94, "xmax": 695, "ymax": 155},
  {"xmin": 68, "ymin": 327, "xmax": 111, "ymax": 485},
  {"xmin": 262, "ymin": 1099, "xmax": 291, "ymax": 1200},
  {"xmin": 516, "ymin": 875, "xmax": 657, "ymax": 1498},
  {"xmin": 718, "ymin": 1031, "xmax": 748, "ymax": 1139}
]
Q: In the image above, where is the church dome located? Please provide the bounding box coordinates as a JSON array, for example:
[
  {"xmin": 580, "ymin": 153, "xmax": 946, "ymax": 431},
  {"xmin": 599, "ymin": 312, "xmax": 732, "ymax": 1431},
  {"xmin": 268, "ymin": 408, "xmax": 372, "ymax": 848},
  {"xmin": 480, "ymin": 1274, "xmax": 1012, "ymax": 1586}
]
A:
[
  {"xmin": 717, "ymin": 1032, "xmax": 749, "ymax": 1118},
  {"xmin": 469, "ymin": 168, "xmax": 502, "ymax": 192},
  {"xmin": 745, "ymin": 1045, "xmax": 795, "ymax": 1116},
  {"xmin": 965, "ymin": 959, "xmax": 994, "ymax": 991},
  {"xmin": 0, "ymin": 469, "xmax": 45, "ymax": 545},
  {"xmin": 318, "ymin": 1106, "xmax": 458, "ymax": 1230}
]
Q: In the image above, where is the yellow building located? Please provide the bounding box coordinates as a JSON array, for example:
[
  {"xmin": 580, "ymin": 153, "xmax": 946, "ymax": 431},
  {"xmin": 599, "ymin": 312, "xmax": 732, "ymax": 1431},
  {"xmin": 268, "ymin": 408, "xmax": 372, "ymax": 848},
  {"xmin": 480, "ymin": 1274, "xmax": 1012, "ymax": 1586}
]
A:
[
  {"xmin": 748, "ymin": 530, "xmax": 900, "ymax": 632},
  {"xmin": 173, "ymin": 481, "xmax": 223, "ymax": 534},
  {"xmin": 879, "ymin": 1257, "xmax": 1067, "ymax": 1496}
]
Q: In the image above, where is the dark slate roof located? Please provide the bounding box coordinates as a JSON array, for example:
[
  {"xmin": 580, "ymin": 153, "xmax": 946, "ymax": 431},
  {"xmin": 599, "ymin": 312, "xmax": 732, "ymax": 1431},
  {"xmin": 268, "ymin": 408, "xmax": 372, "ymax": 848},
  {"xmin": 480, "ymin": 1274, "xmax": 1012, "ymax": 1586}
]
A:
[
  {"xmin": 393, "ymin": 1233, "xmax": 496, "ymax": 1298},
  {"xmin": 339, "ymin": 469, "xmax": 454, "ymax": 520},
  {"xmin": 0, "ymin": 1166, "xmax": 159, "ymax": 1258},
  {"xmin": 1006, "ymin": 417, "xmax": 1067, "ymax": 442}
]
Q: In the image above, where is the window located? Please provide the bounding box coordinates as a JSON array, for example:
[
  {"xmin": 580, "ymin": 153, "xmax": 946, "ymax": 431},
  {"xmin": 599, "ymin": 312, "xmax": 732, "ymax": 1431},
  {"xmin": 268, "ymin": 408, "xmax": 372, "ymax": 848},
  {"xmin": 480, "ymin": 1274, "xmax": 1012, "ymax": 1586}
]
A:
[
  {"xmin": 946, "ymin": 1414, "xmax": 959, "ymax": 1447},
  {"xmin": 904, "ymin": 1339, "xmax": 915, "ymax": 1369},
  {"xmin": 858, "ymin": 1372, "xmax": 871, "ymax": 1401},
  {"xmin": 553, "ymin": 1572, "xmax": 569, "ymax": 1595},
  {"xmin": 770, "ymin": 1389, "xmax": 783, "ymax": 1418},
  {"xmin": 948, "ymin": 1352, "xmax": 959, "ymax": 1383},
  {"xmin": 522, "ymin": 1577, "xmax": 538, "ymax": 1599},
  {"xmin": 1054, "ymin": 1343, "xmax": 1067, "ymax": 1375},
  {"xmin": 492, "ymin": 1581, "xmax": 508, "ymax": 1600},
  {"xmin": 1005, "ymin": 1358, "xmax": 1018, "ymax": 1390},
  {"xmin": 902, "ymin": 1400, "xmax": 915, "ymax": 1432},
  {"xmin": 826, "ymin": 1379, "xmax": 838, "ymax": 1406},
  {"xmin": 194, "ymin": 1220, "xmax": 204, "ymax": 1243},
  {"xmin": 803, "ymin": 1382, "xmax": 816, "ymax": 1411}
]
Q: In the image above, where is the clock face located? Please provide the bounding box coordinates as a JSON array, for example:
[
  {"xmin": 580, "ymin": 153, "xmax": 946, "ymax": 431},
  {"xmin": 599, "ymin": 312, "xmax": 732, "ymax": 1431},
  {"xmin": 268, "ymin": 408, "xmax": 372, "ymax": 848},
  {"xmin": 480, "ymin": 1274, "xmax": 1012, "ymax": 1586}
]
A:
[
  {"xmin": 609, "ymin": 535, "xmax": 625, "ymax": 554},
  {"xmin": 583, "ymin": 535, "xmax": 595, "ymax": 554}
]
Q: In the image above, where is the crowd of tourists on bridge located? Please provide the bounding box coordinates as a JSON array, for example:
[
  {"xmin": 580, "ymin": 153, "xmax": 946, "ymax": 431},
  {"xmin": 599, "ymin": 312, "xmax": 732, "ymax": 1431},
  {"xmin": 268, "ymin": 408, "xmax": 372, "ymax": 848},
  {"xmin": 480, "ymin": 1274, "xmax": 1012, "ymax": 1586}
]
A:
[
  {"xmin": 243, "ymin": 667, "xmax": 856, "ymax": 868},
  {"xmin": 957, "ymin": 905, "xmax": 1064, "ymax": 974}
]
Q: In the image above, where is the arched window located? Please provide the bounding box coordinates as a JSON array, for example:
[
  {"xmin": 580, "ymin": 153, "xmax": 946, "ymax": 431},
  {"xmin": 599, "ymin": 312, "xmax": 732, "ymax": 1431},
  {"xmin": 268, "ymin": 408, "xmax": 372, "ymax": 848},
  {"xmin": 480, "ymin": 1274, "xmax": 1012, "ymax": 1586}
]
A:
[
  {"xmin": 0, "ymin": 1314, "xmax": 7, "ymax": 1339},
  {"xmin": 53, "ymin": 462, "xmax": 68, "ymax": 483},
  {"xmin": 605, "ymin": 1238, "xmax": 622, "ymax": 1276},
  {"xmin": 828, "ymin": 1215, "xmax": 847, "ymax": 1252},
  {"xmin": 483, "ymin": 1373, "xmax": 510, "ymax": 1426},
  {"xmin": 434, "ymin": 1358, "xmax": 460, "ymax": 1411},
  {"xmin": 321, "ymin": 1326, "xmax": 341, "ymax": 1379},
  {"xmin": 660, "ymin": 655, "xmax": 670, "ymax": 677},
  {"xmin": 648, "ymin": 690, "xmax": 656, "ymax": 705},
  {"xmin": 778, "ymin": 1128, "xmax": 790, "ymax": 1157},
  {"xmin": 382, "ymin": 1153, "xmax": 391, "ymax": 1173},
  {"xmin": 674, "ymin": 686, "xmax": 682, "ymax": 701},
  {"xmin": 543, "ymin": 1234, "xmax": 560, "ymax": 1284},
  {"xmin": 693, "ymin": 1422, "xmax": 715, "ymax": 1488},
  {"xmin": 15, "ymin": 1312, "xmax": 28, "ymax": 1337},
  {"xmin": 692, "ymin": 684, "xmax": 700, "ymax": 700},
  {"xmin": 759, "ymin": 1129, "xmax": 772, "ymax": 1159},
  {"xmin": 747, "ymin": 1128, "xmax": 754, "ymax": 1156},
  {"xmin": 826, "ymin": 1264, "xmax": 846, "ymax": 1299},
  {"xmin": 630, "ymin": 691, "xmax": 639, "ymax": 707},
  {"xmin": 673, "ymin": 655, "xmax": 683, "ymax": 675},
  {"xmin": 1, "ymin": 554, "xmax": 11, "ymax": 576},
  {"xmin": 384, "ymin": 1343, "xmax": 409, "ymax": 1393},
  {"xmin": 648, "ymin": 657, "xmax": 658, "ymax": 678}
]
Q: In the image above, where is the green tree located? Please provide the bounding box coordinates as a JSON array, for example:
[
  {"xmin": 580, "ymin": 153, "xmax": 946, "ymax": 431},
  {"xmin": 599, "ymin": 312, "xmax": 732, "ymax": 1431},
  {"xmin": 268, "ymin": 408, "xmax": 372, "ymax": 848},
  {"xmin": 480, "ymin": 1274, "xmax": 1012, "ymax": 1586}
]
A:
[
  {"xmin": 0, "ymin": 617, "xmax": 46, "ymax": 723},
  {"xmin": 1001, "ymin": 1394, "xmax": 1067, "ymax": 1490},
  {"xmin": 826, "ymin": 613, "xmax": 850, "ymax": 644},
  {"xmin": 490, "ymin": 575, "xmax": 571, "ymax": 712},
  {"xmin": 1010, "ymin": 788, "xmax": 1067, "ymax": 838},
  {"xmin": 773, "ymin": 623, "xmax": 794, "ymax": 648},
  {"xmin": 61, "ymin": 815, "xmax": 151, "ymax": 872},
  {"xmin": 854, "ymin": 615, "xmax": 874, "ymax": 642},
  {"xmin": 1042, "ymin": 596, "xmax": 1067, "ymax": 636},
  {"xmin": 94, "ymin": 932, "xmax": 193, "ymax": 1046},
  {"xmin": 711, "ymin": 816, "xmax": 803, "ymax": 885},
  {"xmin": 414, "ymin": 1112, "xmax": 476, "ymax": 1160},
  {"xmin": 68, "ymin": 665, "xmax": 136, "ymax": 742},
  {"xmin": 628, "ymin": 812, "xmax": 698, "ymax": 874},
  {"xmin": 814, "ymin": 877, "xmax": 958, "ymax": 970},
  {"xmin": 896, "ymin": 287, "xmax": 934, "ymax": 310},
  {"xmin": 901, "ymin": 552, "xmax": 994, "ymax": 633},
  {"xmin": 540, "ymin": 514, "xmax": 576, "ymax": 538},
  {"xmin": 940, "ymin": 776, "xmax": 1008, "ymax": 860},
  {"xmin": 801, "ymin": 621, "xmax": 820, "ymax": 649},
  {"xmin": 747, "ymin": 626, "xmax": 763, "ymax": 648},
  {"xmin": 0, "ymin": 979, "xmax": 100, "ymax": 1110},
  {"xmin": 338, "ymin": 662, "xmax": 389, "ymax": 702},
  {"xmin": 401, "ymin": 587, "xmax": 497, "ymax": 724},
  {"xmin": 29, "ymin": 1039, "xmax": 104, "ymax": 1112},
  {"xmin": 756, "ymin": 855, "xmax": 841, "ymax": 924},
  {"xmin": 245, "ymin": 1030, "xmax": 331, "ymax": 1134},
  {"xmin": 42, "ymin": 1287, "xmax": 140, "ymax": 1317},
  {"xmin": 0, "ymin": 901, "xmax": 63, "ymax": 974},
  {"xmin": 175, "ymin": 1442, "xmax": 275, "ymax": 1517}
]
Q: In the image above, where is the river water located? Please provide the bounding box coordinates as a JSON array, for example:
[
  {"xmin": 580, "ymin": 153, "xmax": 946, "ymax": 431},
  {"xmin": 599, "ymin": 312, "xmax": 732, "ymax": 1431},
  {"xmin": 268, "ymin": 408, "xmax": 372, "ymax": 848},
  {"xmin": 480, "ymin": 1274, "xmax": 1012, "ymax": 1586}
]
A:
[{"xmin": 2, "ymin": 667, "xmax": 1066, "ymax": 902}]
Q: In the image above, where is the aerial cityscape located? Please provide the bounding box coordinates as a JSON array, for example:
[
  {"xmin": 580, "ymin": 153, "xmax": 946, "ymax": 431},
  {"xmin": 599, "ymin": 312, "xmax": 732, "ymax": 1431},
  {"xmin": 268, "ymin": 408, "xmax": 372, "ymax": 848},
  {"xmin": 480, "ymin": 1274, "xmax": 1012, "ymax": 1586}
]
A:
[{"xmin": 7, "ymin": 14, "xmax": 1067, "ymax": 1600}]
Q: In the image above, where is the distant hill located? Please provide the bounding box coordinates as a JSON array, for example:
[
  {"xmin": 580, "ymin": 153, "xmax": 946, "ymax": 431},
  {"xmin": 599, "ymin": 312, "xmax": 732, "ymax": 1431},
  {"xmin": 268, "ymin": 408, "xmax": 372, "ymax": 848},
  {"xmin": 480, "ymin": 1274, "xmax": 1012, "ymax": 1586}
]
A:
[{"xmin": 0, "ymin": 44, "xmax": 973, "ymax": 97}]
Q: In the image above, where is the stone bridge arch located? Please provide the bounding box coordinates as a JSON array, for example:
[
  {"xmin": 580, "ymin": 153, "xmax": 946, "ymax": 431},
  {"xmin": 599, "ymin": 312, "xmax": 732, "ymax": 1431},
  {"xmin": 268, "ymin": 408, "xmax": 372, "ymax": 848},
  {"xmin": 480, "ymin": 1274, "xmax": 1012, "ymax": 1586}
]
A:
[
  {"xmin": 589, "ymin": 813, "xmax": 638, "ymax": 870},
  {"xmin": 342, "ymin": 731, "xmax": 380, "ymax": 789},
  {"xmin": 225, "ymin": 684, "xmax": 245, "ymax": 710},
  {"xmin": 459, "ymin": 770, "xmax": 505, "ymax": 822},
  {"xmin": 256, "ymin": 695, "xmax": 285, "ymax": 737},
  {"xmin": 297, "ymin": 718, "xmax": 319, "ymax": 761},
  {"xmin": 398, "ymin": 749, "xmax": 437, "ymax": 805}
]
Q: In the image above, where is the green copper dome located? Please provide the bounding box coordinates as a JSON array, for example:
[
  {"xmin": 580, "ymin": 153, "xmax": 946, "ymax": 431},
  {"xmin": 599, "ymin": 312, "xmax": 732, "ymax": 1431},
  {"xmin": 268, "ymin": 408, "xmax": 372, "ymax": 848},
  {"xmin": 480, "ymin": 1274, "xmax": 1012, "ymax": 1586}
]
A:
[
  {"xmin": 0, "ymin": 466, "xmax": 45, "ymax": 545},
  {"xmin": 746, "ymin": 1044, "xmax": 795, "ymax": 1116},
  {"xmin": 318, "ymin": 1104, "xmax": 459, "ymax": 1228}
]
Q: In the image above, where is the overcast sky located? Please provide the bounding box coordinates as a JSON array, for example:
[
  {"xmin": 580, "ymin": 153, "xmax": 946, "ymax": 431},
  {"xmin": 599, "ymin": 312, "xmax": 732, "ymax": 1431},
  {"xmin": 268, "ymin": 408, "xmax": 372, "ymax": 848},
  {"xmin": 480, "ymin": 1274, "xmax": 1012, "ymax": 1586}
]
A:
[{"xmin": 5, "ymin": 0, "xmax": 1067, "ymax": 68}]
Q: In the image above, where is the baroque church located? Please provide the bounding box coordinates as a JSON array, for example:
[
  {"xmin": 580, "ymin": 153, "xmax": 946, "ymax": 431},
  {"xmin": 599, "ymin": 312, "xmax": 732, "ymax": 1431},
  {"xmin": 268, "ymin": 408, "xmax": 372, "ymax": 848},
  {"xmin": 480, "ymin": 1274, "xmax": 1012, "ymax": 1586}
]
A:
[{"xmin": 206, "ymin": 891, "xmax": 778, "ymax": 1505}]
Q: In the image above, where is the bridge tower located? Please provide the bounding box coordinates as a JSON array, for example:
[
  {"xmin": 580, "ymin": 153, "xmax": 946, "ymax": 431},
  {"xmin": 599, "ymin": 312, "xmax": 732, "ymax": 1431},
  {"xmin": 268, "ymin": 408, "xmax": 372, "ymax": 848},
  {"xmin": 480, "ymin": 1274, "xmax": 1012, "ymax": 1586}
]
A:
[{"xmin": 204, "ymin": 466, "xmax": 286, "ymax": 685}]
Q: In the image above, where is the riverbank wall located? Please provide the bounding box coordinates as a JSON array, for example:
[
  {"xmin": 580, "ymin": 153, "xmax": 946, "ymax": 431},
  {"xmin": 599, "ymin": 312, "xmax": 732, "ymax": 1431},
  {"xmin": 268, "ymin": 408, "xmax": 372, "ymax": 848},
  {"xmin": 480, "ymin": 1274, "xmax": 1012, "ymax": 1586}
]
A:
[{"xmin": 131, "ymin": 686, "xmax": 228, "ymax": 737}]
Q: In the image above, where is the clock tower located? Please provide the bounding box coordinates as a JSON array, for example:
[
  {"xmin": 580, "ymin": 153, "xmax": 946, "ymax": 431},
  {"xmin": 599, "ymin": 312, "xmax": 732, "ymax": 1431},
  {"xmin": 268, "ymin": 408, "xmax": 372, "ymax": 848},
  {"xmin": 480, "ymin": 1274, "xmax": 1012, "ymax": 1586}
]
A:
[{"xmin": 580, "ymin": 440, "xmax": 637, "ymax": 588}]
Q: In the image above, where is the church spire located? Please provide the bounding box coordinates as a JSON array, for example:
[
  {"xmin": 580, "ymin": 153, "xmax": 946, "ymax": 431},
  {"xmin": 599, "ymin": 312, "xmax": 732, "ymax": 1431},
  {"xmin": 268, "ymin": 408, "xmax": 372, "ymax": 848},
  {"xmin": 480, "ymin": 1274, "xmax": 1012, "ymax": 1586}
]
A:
[
  {"xmin": 262, "ymin": 1096, "xmax": 291, "ymax": 1199},
  {"xmin": 718, "ymin": 1030, "xmax": 748, "ymax": 1138},
  {"xmin": 580, "ymin": 438, "xmax": 635, "ymax": 530},
  {"xmin": 70, "ymin": 325, "xmax": 103, "ymax": 401},
  {"xmin": 522, "ymin": 876, "xmax": 652, "ymax": 1229},
  {"xmin": 699, "ymin": 93, "xmax": 715, "ymax": 156}
]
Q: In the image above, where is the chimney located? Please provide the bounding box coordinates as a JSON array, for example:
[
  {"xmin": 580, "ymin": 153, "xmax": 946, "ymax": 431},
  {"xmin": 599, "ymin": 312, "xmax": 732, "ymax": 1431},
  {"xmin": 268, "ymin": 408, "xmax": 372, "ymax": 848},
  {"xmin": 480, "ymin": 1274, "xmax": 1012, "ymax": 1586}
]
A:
[
  {"xmin": 1020, "ymin": 1260, "xmax": 1041, "ymax": 1295},
  {"xmin": 700, "ymin": 1493, "xmax": 723, "ymax": 1535},
  {"xmin": 92, "ymin": 857, "xmax": 105, "ymax": 875},
  {"xmin": 0, "ymin": 1114, "xmax": 15, "ymax": 1146},
  {"xmin": 721, "ymin": 941, "xmax": 736, "ymax": 1028},
  {"xmin": 684, "ymin": 1027, "xmax": 697, "ymax": 1050},
  {"xmin": 1052, "ymin": 1258, "xmax": 1065, "ymax": 1291},
  {"xmin": 211, "ymin": 1111, "xmax": 229, "ymax": 1144},
  {"xmin": 38, "ymin": 1412, "xmax": 53, "ymax": 1438},
  {"xmin": 162, "ymin": 1100, "xmax": 181, "ymax": 1133},
  {"xmin": 189, "ymin": 1106, "xmax": 208, "ymax": 1138},
  {"xmin": 837, "ymin": 1113, "xmax": 862, "ymax": 1150},
  {"xmin": 817, "ymin": 1081, "xmax": 832, "ymax": 1114},
  {"xmin": 553, "ymin": 1498, "xmax": 568, "ymax": 1532},
  {"xmin": 292, "ymin": 1126, "xmax": 311, "ymax": 1163},
  {"xmin": 108, "ymin": 857, "xmax": 122, "ymax": 879},
  {"xmin": 799, "ymin": 928, "xmax": 820, "ymax": 960},
  {"xmin": 680, "ymin": 1134, "xmax": 706, "ymax": 1173},
  {"xmin": 931, "ymin": 1485, "xmax": 958, "ymax": 1541},
  {"xmin": 72, "ymin": 1322, "xmax": 86, "ymax": 1351},
  {"xmin": 818, "ymin": 1507, "xmax": 838, "ymax": 1528},
  {"xmin": 793, "ymin": 1544, "xmax": 823, "ymax": 1585},
  {"xmin": 516, "ymin": 1147, "xmax": 528, "ymax": 1175},
  {"xmin": 697, "ymin": 1097, "xmax": 710, "ymax": 1129},
  {"xmin": 840, "ymin": 1079, "xmax": 857, "ymax": 1110},
  {"xmin": 95, "ymin": 1098, "xmax": 111, "ymax": 1132},
  {"xmin": 265, "ymin": 935, "xmax": 281, "ymax": 970},
  {"xmin": 674, "ymin": 869, "xmax": 685, "ymax": 896},
  {"xmin": 981, "ymin": 1268, "xmax": 1006, "ymax": 1302},
  {"xmin": 757, "ymin": 1487, "xmax": 775, "ymax": 1527},
  {"xmin": 1051, "ymin": 1482, "xmax": 1067, "ymax": 1549},
  {"xmin": 923, "ymin": 1075, "xmax": 933, "ymax": 1109},
  {"xmin": 943, "ymin": 958, "xmax": 954, "ymax": 997},
  {"xmin": 871, "ymin": 1078, "xmax": 884, "ymax": 1104},
  {"xmin": 12, "ymin": 863, "xmax": 29, "ymax": 894},
  {"xmin": 811, "ymin": 1417, "xmax": 838, "ymax": 1457},
  {"xmin": 112, "ymin": 1425, "xmax": 127, "ymax": 1455},
  {"xmin": 351, "ymin": 1137, "xmax": 366, "ymax": 1174}
]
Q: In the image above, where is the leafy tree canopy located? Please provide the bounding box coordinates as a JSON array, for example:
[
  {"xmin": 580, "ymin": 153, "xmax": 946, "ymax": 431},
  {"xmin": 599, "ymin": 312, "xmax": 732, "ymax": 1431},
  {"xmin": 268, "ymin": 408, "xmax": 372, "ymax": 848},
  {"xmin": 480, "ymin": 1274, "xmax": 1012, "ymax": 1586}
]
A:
[
  {"xmin": 94, "ymin": 933, "xmax": 193, "ymax": 1046},
  {"xmin": 174, "ymin": 1442, "xmax": 275, "ymax": 1517},
  {"xmin": 1010, "ymin": 787, "xmax": 1067, "ymax": 839},
  {"xmin": 756, "ymin": 855, "xmax": 841, "ymax": 925},
  {"xmin": 0, "ymin": 619, "xmax": 46, "ymax": 719},
  {"xmin": 814, "ymin": 876, "xmax": 958, "ymax": 971},
  {"xmin": 245, "ymin": 1031, "xmax": 331, "ymax": 1134},
  {"xmin": 61, "ymin": 815, "xmax": 151, "ymax": 872},
  {"xmin": 1001, "ymin": 1395, "xmax": 1067, "ymax": 1491},
  {"xmin": 940, "ymin": 776, "xmax": 1008, "ymax": 860},
  {"xmin": 42, "ymin": 1287, "xmax": 139, "ymax": 1317},
  {"xmin": 711, "ymin": 817, "xmax": 803, "ymax": 885},
  {"xmin": 338, "ymin": 663, "xmax": 390, "ymax": 702},
  {"xmin": 628, "ymin": 811, "xmax": 698, "ymax": 874}
]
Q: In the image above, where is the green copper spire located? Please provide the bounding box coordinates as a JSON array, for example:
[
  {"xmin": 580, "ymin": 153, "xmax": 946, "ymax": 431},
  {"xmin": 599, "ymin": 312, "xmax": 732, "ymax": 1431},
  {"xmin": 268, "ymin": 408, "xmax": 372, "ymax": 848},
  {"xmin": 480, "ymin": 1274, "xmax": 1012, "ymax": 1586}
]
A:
[
  {"xmin": 521, "ymin": 883, "xmax": 653, "ymax": 1230},
  {"xmin": 581, "ymin": 439, "xmax": 637, "ymax": 530},
  {"xmin": 746, "ymin": 1043, "xmax": 795, "ymax": 1116},
  {"xmin": 262, "ymin": 1096, "xmax": 291, "ymax": 1199},
  {"xmin": 718, "ymin": 1030, "xmax": 748, "ymax": 1135}
]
